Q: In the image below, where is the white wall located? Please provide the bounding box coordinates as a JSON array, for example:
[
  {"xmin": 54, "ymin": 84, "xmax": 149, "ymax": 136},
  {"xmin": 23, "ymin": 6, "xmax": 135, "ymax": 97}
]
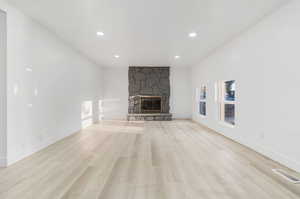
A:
[
  {"xmin": 0, "ymin": 9, "xmax": 6, "ymax": 167},
  {"xmin": 170, "ymin": 67, "xmax": 192, "ymax": 119},
  {"xmin": 191, "ymin": 0, "xmax": 300, "ymax": 172},
  {"xmin": 102, "ymin": 67, "xmax": 192, "ymax": 120},
  {"xmin": 0, "ymin": 1, "xmax": 103, "ymax": 166},
  {"xmin": 102, "ymin": 67, "xmax": 129, "ymax": 120}
]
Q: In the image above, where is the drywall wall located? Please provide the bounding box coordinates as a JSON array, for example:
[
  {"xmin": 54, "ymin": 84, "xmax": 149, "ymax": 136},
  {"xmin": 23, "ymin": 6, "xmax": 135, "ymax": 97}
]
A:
[
  {"xmin": 102, "ymin": 67, "xmax": 129, "ymax": 120},
  {"xmin": 0, "ymin": 9, "xmax": 6, "ymax": 167},
  {"xmin": 170, "ymin": 67, "xmax": 192, "ymax": 119},
  {"xmin": 0, "ymin": 1, "xmax": 103, "ymax": 166},
  {"xmin": 191, "ymin": 0, "xmax": 300, "ymax": 172},
  {"xmin": 102, "ymin": 66, "xmax": 192, "ymax": 120}
]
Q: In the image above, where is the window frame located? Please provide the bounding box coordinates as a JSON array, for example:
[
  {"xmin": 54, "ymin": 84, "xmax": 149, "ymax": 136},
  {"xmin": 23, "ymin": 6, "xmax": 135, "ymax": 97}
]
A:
[
  {"xmin": 218, "ymin": 80, "xmax": 236, "ymax": 126},
  {"xmin": 199, "ymin": 85, "xmax": 207, "ymax": 117}
]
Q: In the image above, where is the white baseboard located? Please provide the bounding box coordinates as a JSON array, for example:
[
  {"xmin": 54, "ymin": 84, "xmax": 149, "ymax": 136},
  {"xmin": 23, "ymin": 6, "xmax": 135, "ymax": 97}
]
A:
[
  {"xmin": 7, "ymin": 128, "xmax": 81, "ymax": 166},
  {"xmin": 0, "ymin": 156, "xmax": 7, "ymax": 167},
  {"xmin": 193, "ymin": 120, "xmax": 300, "ymax": 173},
  {"xmin": 250, "ymin": 141, "xmax": 300, "ymax": 173}
]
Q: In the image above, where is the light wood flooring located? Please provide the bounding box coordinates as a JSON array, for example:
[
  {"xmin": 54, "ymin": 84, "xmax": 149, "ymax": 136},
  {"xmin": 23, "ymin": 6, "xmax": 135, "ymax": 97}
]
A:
[{"xmin": 0, "ymin": 120, "xmax": 300, "ymax": 199}]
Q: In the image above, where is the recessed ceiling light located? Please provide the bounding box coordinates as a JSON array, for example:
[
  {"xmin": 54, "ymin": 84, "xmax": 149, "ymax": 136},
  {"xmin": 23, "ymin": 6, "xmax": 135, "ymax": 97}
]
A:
[
  {"xmin": 189, "ymin": 32, "xmax": 197, "ymax": 38},
  {"xmin": 26, "ymin": 67, "xmax": 32, "ymax": 72},
  {"xmin": 96, "ymin": 31, "xmax": 104, "ymax": 36},
  {"xmin": 174, "ymin": 55, "xmax": 180, "ymax": 59},
  {"xmin": 114, "ymin": 55, "xmax": 120, "ymax": 58}
]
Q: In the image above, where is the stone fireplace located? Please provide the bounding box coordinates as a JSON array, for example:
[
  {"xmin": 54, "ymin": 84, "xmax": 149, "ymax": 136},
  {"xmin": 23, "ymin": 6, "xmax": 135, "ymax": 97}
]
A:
[{"xmin": 127, "ymin": 67, "xmax": 172, "ymax": 121}]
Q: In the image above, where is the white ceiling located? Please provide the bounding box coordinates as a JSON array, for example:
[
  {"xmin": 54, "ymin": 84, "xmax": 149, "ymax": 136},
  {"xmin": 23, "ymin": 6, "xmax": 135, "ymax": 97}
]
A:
[{"xmin": 7, "ymin": 0, "xmax": 287, "ymax": 67}]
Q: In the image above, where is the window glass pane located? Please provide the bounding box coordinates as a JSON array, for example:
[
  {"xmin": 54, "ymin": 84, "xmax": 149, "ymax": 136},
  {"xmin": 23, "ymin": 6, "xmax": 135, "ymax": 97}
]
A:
[
  {"xmin": 199, "ymin": 102, "xmax": 206, "ymax": 116},
  {"xmin": 81, "ymin": 101, "xmax": 93, "ymax": 120},
  {"xmin": 200, "ymin": 86, "xmax": 206, "ymax": 100},
  {"xmin": 224, "ymin": 80, "xmax": 235, "ymax": 101},
  {"xmin": 224, "ymin": 104, "xmax": 235, "ymax": 125}
]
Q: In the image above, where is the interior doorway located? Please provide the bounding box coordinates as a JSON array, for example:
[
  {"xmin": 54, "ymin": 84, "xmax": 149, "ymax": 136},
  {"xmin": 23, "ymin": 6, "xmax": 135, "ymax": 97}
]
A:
[{"xmin": 0, "ymin": 9, "xmax": 7, "ymax": 167}]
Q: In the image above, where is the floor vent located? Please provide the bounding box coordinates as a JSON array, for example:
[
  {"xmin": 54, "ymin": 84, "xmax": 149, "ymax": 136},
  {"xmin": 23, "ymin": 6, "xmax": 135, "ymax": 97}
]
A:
[{"xmin": 272, "ymin": 169, "xmax": 300, "ymax": 184}]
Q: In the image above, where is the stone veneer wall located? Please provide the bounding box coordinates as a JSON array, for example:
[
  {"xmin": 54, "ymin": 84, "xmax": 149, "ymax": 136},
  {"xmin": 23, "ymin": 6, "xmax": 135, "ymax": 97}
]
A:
[{"xmin": 128, "ymin": 67, "xmax": 170, "ymax": 114}]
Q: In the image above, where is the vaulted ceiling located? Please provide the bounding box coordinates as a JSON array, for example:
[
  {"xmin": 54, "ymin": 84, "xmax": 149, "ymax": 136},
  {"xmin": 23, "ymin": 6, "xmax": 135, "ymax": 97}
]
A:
[{"xmin": 7, "ymin": 0, "xmax": 288, "ymax": 67}]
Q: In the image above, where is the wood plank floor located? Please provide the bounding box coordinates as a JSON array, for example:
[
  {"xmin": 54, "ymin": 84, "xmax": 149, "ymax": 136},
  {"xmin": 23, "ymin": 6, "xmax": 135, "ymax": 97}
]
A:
[{"xmin": 0, "ymin": 120, "xmax": 299, "ymax": 199}]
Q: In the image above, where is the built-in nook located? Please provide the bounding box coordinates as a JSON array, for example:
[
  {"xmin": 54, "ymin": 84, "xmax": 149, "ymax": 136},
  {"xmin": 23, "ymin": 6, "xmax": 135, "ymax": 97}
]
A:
[{"xmin": 127, "ymin": 66, "xmax": 172, "ymax": 121}]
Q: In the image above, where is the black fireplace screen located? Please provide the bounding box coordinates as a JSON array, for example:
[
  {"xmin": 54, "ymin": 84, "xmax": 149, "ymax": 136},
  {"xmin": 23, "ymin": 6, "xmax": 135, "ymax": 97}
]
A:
[{"xmin": 141, "ymin": 97, "xmax": 161, "ymax": 113}]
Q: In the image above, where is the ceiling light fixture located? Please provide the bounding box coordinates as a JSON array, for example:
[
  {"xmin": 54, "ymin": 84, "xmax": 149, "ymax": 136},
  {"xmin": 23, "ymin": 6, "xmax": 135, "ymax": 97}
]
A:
[
  {"xmin": 96, "ymin": 31, "xmax": 104, "ymax": 36},
  {"xmin": 174, "ymin": 55, "xmax": 180, "ymax": 59},
  {"xmin": 114, "ymin": 55, "xmax": 120, "ymax": 58},
  {"xmin": 26, "ymin": 67, "xmax": 33, "ymax": 72},
  {"xmin": 189, "ymin": 32, "xmax": 197, "ymax": 38}
]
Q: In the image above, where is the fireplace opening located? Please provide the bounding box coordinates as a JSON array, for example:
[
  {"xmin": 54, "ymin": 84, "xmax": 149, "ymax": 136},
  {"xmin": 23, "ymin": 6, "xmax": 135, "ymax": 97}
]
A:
[{"xmin": 141, "ymin": 96, "xmax": 161, "ymax": 113}]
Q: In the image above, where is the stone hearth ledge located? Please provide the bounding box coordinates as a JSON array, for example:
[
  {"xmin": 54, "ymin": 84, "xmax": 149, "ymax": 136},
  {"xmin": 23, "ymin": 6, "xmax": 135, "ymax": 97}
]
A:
[{"xmin": 127, "ymin": 113, "xmax": 172, "ymax": 121}]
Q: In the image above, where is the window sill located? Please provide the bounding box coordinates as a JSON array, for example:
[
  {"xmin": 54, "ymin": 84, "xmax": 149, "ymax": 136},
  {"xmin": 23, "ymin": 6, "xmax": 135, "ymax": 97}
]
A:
[
  {"xmin": 219, "ymin": 121, "xmax": 235, "ymax": 128},
  {"xmin": 199, "ymin": 114, "xmax": 207, "ymax": 118}
]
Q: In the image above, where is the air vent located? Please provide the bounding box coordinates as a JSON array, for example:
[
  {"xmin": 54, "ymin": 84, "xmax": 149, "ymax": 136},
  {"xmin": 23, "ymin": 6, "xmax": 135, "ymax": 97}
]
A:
[{"xmin": 272, "ymin": 169, "xmax": 300, "ymax": 184}]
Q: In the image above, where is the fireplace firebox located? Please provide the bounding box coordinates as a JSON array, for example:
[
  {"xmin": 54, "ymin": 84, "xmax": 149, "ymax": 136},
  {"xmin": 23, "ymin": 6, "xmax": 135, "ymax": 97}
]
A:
[{"xmin": 141, "ymin": 96, "xmax": 161, "ymax": 113}]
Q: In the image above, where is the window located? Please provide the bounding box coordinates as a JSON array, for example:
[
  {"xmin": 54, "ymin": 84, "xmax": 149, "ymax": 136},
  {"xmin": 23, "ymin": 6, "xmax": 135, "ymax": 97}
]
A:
[
  {"xmin": 219, "ymin": 80, "xmax": 235, "ymax": 125},
  {"xmin": 81, "ymin": 101, "xmax": 93, "ymax": 129},
  {"xmin": 199, "ymin": 85, "xmax": 207, "ymax": 116}
]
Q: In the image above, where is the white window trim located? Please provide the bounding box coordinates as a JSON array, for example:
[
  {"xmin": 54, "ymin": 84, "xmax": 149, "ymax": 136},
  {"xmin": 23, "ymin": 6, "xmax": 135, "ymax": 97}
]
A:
[
  {"xmin": 218, "ymin": 81, "xmax": 236, "ymax": 127},
  {"xmin": 219, "ymin": 120, "xmax": 235, "ymax": 128}
]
